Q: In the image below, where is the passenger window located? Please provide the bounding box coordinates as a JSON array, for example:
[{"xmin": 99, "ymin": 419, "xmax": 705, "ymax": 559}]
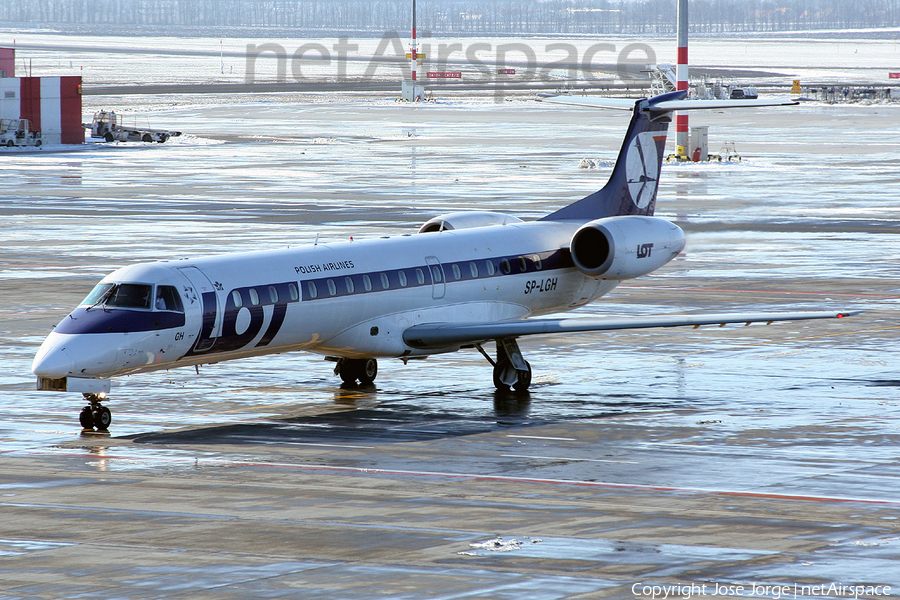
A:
[
  {"xmin": 486, "ymin": 260, "xmax": 495, "ymax": 276},
  {"xmin": 155, "ymin": 285, "xmax": 184, "ymax": 312},
  {"xmin": 249, "ymin": 288, "xmax": 260, "ymax": 305},
  {"xmin": 231, "ymin": 290, "xmax": 243, "ymax": 307},
  {"xmin": 398, "ymin": 271, "xmax": 408, "ymax": 287},
  {"xmin": 345, "ymin": 277, "xmax": 355, "ymax": 294},
  {"xmin": 431, "ymin": 266, "xmax": 442, "ymax": 283},
  {"xmin": 500, "ymin": 259, "xmax": 511, "ymax": 274},
  {"xmin": 452, "ymin": 264, "xmax": 461, "ymax": 280},
  {"xmin": 307, "ymin": 281, "xmax": 318, "ymax": 299},
  {"xmin": 363, "ymin": 275, "xmax": 372, "ymax": 292},
  {"xmin": 415, "ymin": 268, "xmax": 425, "ymax": 285},
  {"xmin": 289, "ymin": 283, "xmax": 299, "ymax": 301},
  {"xmin": 469, "ymin": 262, "xmax": 478, "ymax": 278},
  {"xmin": 380, "ymin": 273, "xmax": 390, "ymax": 289},
  {"xmin": 518, "ymin": 256, "xmax": 528, "ymax": 272},
  {"xmin": 268, "ymin": 286, "xmax": 278, "ymax": 303},
  {"xmin": 533, "ymin": 255, "xmax": 543, "ymax": 270},
  {"xmin": 327, "ymin": 279, "xmax": 337, "ymax": 296}
]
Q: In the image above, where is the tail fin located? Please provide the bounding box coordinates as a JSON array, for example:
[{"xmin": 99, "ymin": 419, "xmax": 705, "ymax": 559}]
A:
[{"xmin": 539, "ymin": 91, "xmax": 797, "ymax": 222}]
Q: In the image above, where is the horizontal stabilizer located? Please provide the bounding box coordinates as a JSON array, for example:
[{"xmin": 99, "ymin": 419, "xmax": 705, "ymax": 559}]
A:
[
  {"xmin": 648, "ymin": 98, "xmax": 799, "ymax": 111},
  {"xmin": 539, "ymin": 95, "xmax": 798, "ymax": 113},
  {"xmin": 403, "ymin": 310, "xmax": 858, "ymax": 349},
  {"xmin": 537, "ymin": 96, "xmax": 637, "ymax": 111}
]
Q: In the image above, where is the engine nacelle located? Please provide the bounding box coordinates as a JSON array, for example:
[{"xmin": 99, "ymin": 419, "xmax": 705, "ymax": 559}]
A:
[
  {"xmin": 418, "ymin": 211, "xmax": 523, "ymax": 233},
  {"xmin": 569, "ymin": 216, "xmax": 685, "ymax": 280}
]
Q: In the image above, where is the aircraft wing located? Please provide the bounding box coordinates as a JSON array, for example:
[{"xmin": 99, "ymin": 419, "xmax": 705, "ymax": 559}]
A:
[{"xmin": 402, "ymin": 310, "xmax": 857, "ymax": 349}]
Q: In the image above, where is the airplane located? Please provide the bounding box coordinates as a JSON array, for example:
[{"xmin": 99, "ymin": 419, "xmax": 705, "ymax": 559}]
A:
[{"xmin": 32, "ymin": 90, "xmax": 856, "ymax": 431}]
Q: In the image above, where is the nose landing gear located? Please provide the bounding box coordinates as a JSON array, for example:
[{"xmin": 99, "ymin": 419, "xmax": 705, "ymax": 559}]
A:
[{"xmin": 80, "ymin": 393, "xmax": 112, "ymax": 431}]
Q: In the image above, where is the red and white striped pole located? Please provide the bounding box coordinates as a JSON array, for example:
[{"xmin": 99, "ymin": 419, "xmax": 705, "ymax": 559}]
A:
[
  {"xmin": 410, "ymin": 0, "xmax": 418, "ymax": 88},
  {"xmin": 675, "ymin": 0, "xmax": 689, "ymax": 156}
]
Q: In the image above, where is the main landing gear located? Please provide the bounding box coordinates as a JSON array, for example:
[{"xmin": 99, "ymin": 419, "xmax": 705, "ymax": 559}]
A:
[
  {"xmin": 335, "ymin": 358, "xmax": 378, "ymax": 385},
  {"xmin": 79, "ymin": 393, "xmax": 112, "ymax": 431},
  {"xmin": 477, "ymin": 338, "xmax": 532, "ymax": 392}
]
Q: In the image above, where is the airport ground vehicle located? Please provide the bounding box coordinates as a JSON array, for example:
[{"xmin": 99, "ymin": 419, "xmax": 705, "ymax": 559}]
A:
[
  {"xmin": 0, "ymin": 118, "xmax": 42, "ymax": 147},
  {"xmin": 85, "ymin": 110, "xmax": 181, "ymax": 143}
]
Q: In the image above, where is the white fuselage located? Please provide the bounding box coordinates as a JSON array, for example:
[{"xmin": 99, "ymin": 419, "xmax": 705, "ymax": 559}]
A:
[{"xmin": 32, "ymin": 219, "xmax": 619, "ymax": 380}]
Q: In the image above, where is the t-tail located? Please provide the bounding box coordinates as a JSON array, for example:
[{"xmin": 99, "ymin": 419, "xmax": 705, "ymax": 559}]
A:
[{"xmin": 538, "ymin": 91, "xmax": 798, "ymax": 222}]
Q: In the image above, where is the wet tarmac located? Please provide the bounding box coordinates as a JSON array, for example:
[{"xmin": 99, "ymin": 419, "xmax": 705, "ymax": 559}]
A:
[{"xmin": 2, "ymin": 79, "xmax": 900, "ymax": 597}]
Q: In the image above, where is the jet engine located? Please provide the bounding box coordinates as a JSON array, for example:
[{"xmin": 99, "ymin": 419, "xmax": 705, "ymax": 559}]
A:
[
  {"xmin": 418, "ymin": 211, "xmax": 523, "ymax": 233},
  {"xmin": 569, "ymin": 216, "xmax": 685, "ymax": 280}
]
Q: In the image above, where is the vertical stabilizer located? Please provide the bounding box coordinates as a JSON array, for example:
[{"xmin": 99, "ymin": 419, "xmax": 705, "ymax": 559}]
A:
[{"xmin": 540, "ymin": 91, "xmax": 685, "ymax": 221}]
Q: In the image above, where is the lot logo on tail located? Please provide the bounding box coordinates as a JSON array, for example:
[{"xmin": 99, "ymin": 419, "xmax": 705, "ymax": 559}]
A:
[{"xmin": 625, "ymin": 131, "xmax": 661, "ymax": 209}]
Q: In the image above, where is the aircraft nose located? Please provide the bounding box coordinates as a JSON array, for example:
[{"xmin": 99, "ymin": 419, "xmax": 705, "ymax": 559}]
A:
[{"xmin": 32, "ymin": 342, "xmax": 75, "ymax": 379}]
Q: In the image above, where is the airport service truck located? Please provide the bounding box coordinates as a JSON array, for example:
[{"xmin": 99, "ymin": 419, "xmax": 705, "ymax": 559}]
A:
[
  {"xmin": 0, "ymin": 118, "xmax": 42, "ymax": 147},
  {"xmin": 85, "ymin": 110, "xmax": 181, "ymax": 143}
]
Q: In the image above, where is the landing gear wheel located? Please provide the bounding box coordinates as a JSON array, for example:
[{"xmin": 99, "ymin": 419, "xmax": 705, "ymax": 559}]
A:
[
  {"xmin": 93, "ymin": 406, "xmax": 112, "ymax": 431},
  {"xmin": 338, "ymin": 358, "xmax": 378, "ymax": 384},
  {"xmin": 79, "ymin": 406, "xmax": 94, "ymax": 429},
  {"xmin": 512, "ymin": 361, "xmax": 532, "ymax": 392},
  {"xmin": 339, "ymin": 362, "xmax": 357, "ymax": 384},
  {"xmin": 492, "ymin": 360, "xmax": 511, "ymax": 392},
  {"xmin": 489, "ymin": 338, "xmax": 533, "ymax": 393},
  {"xmin": 357, "ymin": 359, "xmax": 378, "ymax": 385},
  {"xmin": 81, "ymin": 393, "xmax": 111, "ymax": 431}
]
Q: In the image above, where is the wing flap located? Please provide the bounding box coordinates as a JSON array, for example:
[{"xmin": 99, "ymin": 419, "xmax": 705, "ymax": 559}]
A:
[{"xmin": 403, "ymin": 311, "xmax": 857, "ymax": 349}]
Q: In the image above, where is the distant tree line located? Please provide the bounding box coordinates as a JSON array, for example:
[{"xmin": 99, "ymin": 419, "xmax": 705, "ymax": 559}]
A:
[{"xmin": 2, "ymin": 0, "xmax": 898, "ymax": 34}]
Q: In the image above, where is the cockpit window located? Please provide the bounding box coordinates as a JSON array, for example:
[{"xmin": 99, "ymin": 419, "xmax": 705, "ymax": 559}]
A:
[
  {"xmin": 106, "ymin": 284, "xmax": 153, "ymax": 309},
  {"xmin": 81, "ymin": 283, "xmax": 115, "ymax": 306},
  {"xmin": 82, "ymin": 283, "xmax": 153, "ymax": 309},
  {"xmin": 155, "ymin": 285, "xmax": 184, "ymax": 312}
]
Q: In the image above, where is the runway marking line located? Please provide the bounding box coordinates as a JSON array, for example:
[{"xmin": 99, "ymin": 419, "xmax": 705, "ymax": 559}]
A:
[
  {"xmin": 16, "ymin": 450, "xmax": 900, "ymax": 507},
  {"xmin": 286, "ymin": 442, "xmax": 375, "ymax": 449},
  {"xmin": 507, "ymin": 435, "xmax": 576, "ymax": 441},
  {"xmin": 223, "ymin": 463, "xmax": 900, "ymax": 507},
  {"xmin": 502, "ymin": 453, "xmax": 639, "ymax": 464},
  {"xmin": 619, "ymin": 285, "xmax": 900, "ymax": 299}
]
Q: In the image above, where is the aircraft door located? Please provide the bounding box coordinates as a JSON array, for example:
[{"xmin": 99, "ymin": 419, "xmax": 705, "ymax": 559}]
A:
[
  {"xmin": 425, "ymin": 256, "xmax": 445, "ymax": 300},
  {"xmin": 177, "ymin": 266, "xmax": 221, "ymax": 354}
]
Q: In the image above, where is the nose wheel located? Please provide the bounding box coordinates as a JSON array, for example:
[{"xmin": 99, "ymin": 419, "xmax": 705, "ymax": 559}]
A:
[{"xmin": 80, "ymin": 393, "xmax": 112, "ymax": 431}]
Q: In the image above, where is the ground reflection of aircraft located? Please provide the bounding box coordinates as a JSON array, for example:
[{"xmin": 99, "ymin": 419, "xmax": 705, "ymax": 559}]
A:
[{"xmin": 32, "ymin": 91, "xmax": 855, "ymax": 431}]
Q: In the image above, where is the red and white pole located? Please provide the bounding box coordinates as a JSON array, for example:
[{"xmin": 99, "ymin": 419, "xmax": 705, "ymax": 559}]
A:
[
  {"xmin": 410, "ymin": 0, "xmax": 417, "ymax": 86},
  {"xmin": 675, "ymin": 0, "xmax": 689, "ymax": 155}
]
